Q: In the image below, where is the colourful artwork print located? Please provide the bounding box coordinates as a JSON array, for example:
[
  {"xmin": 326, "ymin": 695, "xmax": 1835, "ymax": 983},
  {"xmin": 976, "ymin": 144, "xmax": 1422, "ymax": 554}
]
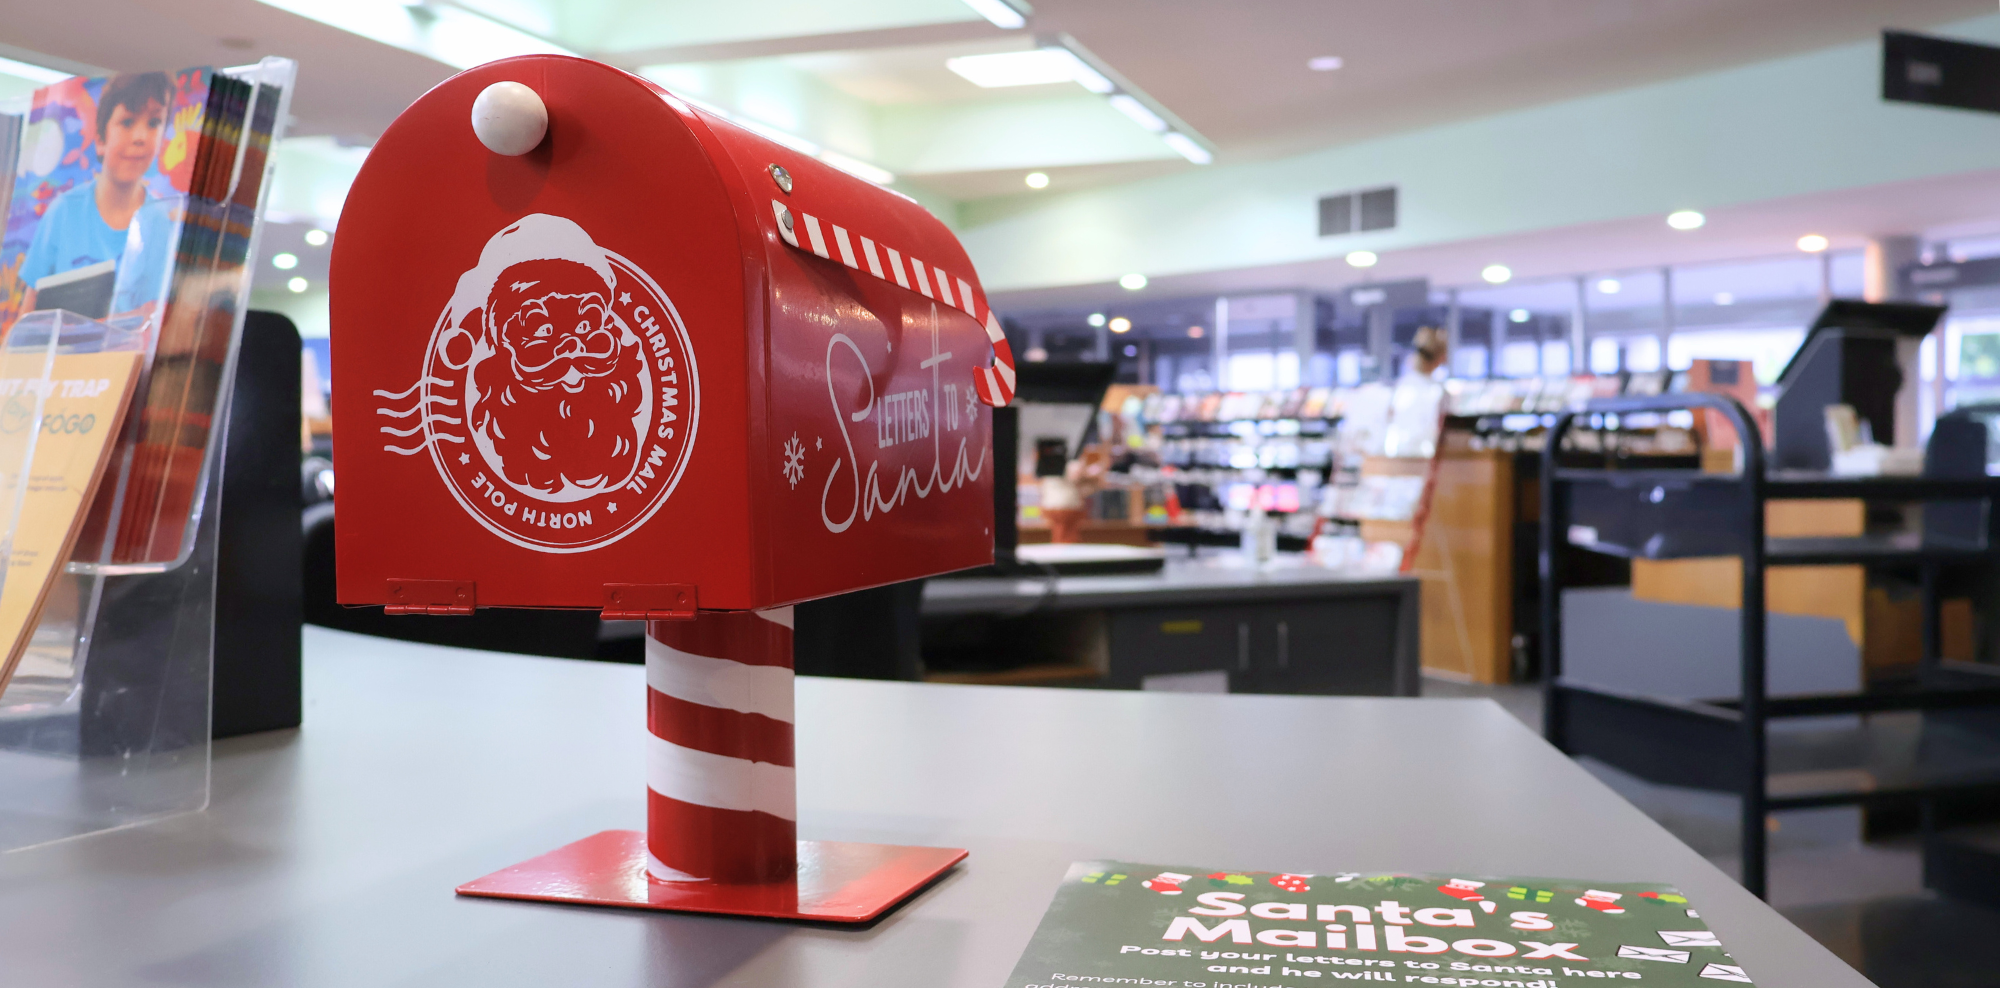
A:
[{"xmin": 0, "ymin": 67, "xmax": 210, "ymax": 333}]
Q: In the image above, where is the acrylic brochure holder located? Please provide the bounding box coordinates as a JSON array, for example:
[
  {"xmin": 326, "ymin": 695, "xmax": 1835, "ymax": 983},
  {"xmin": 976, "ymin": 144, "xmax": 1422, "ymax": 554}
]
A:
[
  {"xmin": 332, "ymin": 55, "xmax": 1017, "ymax": 922},
  {"xmin": 0, "ymin": 57, "xmax": 293, "ymax": 852}
]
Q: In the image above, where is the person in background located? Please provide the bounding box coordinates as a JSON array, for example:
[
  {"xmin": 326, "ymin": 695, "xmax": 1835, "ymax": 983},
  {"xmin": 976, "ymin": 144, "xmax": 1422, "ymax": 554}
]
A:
[
  {"xmin": 19, "ymin": 71, "xmax": 177, "ymax": 318},
  {"xmin": 1382, "ymin": 325, "xmax": 1448, "ymax": 459}
]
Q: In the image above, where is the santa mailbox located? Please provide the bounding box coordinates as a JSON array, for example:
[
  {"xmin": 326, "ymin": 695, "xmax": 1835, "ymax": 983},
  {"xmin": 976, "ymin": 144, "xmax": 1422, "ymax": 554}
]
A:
[{"xmin": 330, "ymin": 55, "xmax": 1014, "ymax": 921}]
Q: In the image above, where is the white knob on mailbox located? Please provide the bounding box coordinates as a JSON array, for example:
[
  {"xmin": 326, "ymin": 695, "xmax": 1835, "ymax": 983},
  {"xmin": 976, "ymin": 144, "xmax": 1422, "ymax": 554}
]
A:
[{"xmin": 470, "ymin": 81, "xmax": 548, "ymax": 155}]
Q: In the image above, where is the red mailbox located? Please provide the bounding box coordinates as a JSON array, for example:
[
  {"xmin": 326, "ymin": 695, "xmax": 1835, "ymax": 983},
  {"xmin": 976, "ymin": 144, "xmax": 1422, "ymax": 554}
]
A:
[{"xmin": 330, "ymin": 55, "xmax": 1014, "ymax": 922}]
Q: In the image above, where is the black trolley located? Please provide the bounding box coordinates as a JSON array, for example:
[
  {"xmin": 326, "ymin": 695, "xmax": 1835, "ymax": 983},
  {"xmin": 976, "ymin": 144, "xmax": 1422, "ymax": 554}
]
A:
[{"xmin": 1541, "ymin": 392, "xmax": 2000, "ymax": 899}]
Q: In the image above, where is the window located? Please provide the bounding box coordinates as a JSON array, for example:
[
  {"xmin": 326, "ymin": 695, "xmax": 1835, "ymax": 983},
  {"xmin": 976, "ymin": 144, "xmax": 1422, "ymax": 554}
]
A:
[
  {"xmin": 1453, "ymin": 345, "xmax": 1489, "ymax": 379},
  {"xmin": 1498, "ymin": 341, "xmax": 1540, "ymax": 377},
  {"xmin": 1589, "ymin": 338, "xmax": 1621, "ymax": 374},
  {"xmin": 1336, "ymin": 350, "xmax": 1362, "ymax": 385},
  {"xmin": 1625, "ymin": 336, "xmax": 1662, "ymax": 373},
  {"xmin": 1541, "ymin": 341, "xmax": 1571, "ymax": 376},
  {"xmin": 1666, "ymin": 328, "xmax": 1804, "ymax": 381}
]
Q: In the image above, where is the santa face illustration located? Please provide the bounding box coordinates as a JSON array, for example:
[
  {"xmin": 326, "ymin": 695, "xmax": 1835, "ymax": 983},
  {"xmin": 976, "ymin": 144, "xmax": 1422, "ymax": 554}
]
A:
[
  {"xmin": 470, "ymin": 254, "xmax": 644, "ymax": 498},
  {"xmin": 384, "ymin": 213, "xmax": 698, "ymax": 553},
  {"xmin": 496, "ymin": 265, "xmax": 618, "ymax": 391}
]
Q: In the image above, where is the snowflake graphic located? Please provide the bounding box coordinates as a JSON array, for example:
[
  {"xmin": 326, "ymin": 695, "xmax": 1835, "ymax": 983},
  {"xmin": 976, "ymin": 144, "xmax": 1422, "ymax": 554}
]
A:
[
  {"xmin": 964, "ymin": 384, "xmax": 980, "ymax": 421},
  {"xmin": 781, "ymin": 433, "xmax": 806, "ymax": 488}
]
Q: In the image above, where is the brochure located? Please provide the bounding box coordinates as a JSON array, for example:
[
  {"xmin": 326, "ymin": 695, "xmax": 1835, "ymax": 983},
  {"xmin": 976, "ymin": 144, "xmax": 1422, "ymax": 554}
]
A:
[
  {"xmin": 1003, "ymin": 862, "xmax": 1754, "ymax": 988},
  {"xmin": 0, "ymin": 345, "xmax": 142, "ymax": 693}
]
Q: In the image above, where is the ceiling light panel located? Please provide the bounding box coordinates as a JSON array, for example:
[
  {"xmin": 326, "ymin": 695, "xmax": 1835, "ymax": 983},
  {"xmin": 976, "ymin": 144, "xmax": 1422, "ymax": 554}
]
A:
[
  {"xmin": 0, "ymin": 56, "xmax": 69, "ymax": 84},
  {"xmin": 946, "ymin": 48, "xmax": 1091, "ymax": 89},
  {"xmin": 960, "ymin": 0, "xmax": 1030, "ymax": 30},
  {"xmin": 1162, "ymin": 132, "xmax": 1211, "ymax": 164},
  {"xmin": 1109, "ymin": 94, "xmax": 1167, "ymax": 133}
]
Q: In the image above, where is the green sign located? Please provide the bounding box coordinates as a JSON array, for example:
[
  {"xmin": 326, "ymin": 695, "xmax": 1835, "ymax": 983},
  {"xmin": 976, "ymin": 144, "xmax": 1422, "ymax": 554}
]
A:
[{"xmin": 1003, "ymin": 862, "xmax": 1752, "ymax": 987}]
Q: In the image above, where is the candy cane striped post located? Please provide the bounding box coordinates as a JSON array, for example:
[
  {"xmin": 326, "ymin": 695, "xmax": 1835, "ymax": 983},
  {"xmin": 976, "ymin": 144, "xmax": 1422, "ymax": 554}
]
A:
[{"xmin": 644, "ymin": 607, "xmax": 796, "ymax": 884}]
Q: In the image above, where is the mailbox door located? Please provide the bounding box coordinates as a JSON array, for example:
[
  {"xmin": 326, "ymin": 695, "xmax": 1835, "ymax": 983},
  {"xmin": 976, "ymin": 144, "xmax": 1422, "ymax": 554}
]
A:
[{"xmin": 332, "ymin": 57, "xmax": 758, "ymax": 609}]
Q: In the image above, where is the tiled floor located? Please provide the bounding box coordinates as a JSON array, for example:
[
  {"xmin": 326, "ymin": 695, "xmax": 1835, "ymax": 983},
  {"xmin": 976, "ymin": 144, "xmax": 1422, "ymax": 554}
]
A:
[{"xmin": 1423, "ymin": 673, "xmax": 2000, "ymax": 987}]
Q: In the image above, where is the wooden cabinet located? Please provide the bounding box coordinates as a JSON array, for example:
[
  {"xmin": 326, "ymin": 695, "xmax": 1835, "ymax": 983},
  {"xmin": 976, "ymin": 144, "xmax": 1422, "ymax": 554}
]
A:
[{"xmin": 1361, "ymin": 450, "xmax": 1516, "ymax": 684}]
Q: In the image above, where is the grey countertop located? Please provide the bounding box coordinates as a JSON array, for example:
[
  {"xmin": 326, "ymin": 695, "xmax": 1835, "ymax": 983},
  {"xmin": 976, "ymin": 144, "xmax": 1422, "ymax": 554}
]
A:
[
  {"xmin": 923, "ymin": 553, "xmax": 1416, "ymax": 616},
  {"xmin": 0, "ymin": 626, "xmax": 1863, "ymax": 986}
]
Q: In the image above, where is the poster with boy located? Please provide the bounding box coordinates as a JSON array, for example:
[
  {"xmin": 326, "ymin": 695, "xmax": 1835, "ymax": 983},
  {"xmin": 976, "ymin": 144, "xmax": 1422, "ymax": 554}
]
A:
[{"xmin": 0, "ymin": 67, "xmax": 211, "ymax": 335}]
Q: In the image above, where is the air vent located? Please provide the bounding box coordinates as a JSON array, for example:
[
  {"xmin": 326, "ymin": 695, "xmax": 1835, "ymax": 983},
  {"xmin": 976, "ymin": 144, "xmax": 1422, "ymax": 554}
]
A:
[{"xmin": 1317, "ymin": 185, "xmax": 1397, "ymax": 237}]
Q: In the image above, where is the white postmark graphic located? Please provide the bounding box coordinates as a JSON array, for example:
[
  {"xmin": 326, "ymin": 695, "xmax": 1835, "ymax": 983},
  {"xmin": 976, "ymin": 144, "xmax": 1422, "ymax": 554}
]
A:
[{"xmin": 375, "ymin": 213, "xmax": 699, "ymax": 553}]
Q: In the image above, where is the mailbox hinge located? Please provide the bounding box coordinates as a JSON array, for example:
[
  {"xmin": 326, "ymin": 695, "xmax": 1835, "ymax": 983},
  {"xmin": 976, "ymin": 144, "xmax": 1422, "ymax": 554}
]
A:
[
  {"xmin": 603, "ymin": 584, "xmax": 697, "ymax": 621},
  {"xmin": 385, "ymin": 579, "xmax": 476, "ymax": 616}
]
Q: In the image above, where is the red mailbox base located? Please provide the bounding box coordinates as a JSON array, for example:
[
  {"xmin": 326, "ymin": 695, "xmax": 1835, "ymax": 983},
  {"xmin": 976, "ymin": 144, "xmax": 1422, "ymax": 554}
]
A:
[{"xmin": 456, "ymin": 830, "xmax": 967, "ymax": 923}]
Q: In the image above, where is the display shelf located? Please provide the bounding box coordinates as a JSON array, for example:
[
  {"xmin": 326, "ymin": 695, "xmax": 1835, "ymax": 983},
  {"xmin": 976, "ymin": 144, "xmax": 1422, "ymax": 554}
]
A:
[
  {"xmin": 1765, "ymin": 533, "xmax": 1990, "ymax": 566},
  {"xmin": 1554, "ymin": 679, "xmax": 2000, "ymax": 809},
  {"xmin": 1568, "ymin": 530, "xmax": 1991, "ymax": 565},
  {"xmin": 1553, "ymin": 468, "xmax": 2000, "ymax": 501}
]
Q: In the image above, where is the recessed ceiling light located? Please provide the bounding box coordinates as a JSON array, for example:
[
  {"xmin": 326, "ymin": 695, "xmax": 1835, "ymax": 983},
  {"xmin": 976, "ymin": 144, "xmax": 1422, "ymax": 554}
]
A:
[
  {"xmin": 1025, "ymin": 171, "xmax": 1049, "ymax": 189},
  {"xmin": 1714, "ymin": 292, "xmax": 1734, "ymax": 306},
  {"xmin": 1509, "ymin": 308, "xmax": 1531, "ymax": 323},
  {"xmin": 304, "ymin": 229, "xmax": 330, "ymax": 247},
  {"xmin": 287, "ymin": 277, "xmax": 309, "ymax": 293},
  {"xmin": 959, "ymin": 0, "xmax": 1029, "ymax": 30},
  {"xmin": 1162, "ymin": 132, "xmax": 1212, "ymax": 164},
  {"xmin": 1087, "ymin": 312, "xmax": 1106, "ymax": 327},
  {"xmin": 1109, "ymin": 94, "xmax": 1167, "ymax": 133},
  {"xmin": 1109, "ymin": 317, "xmax": 1132, "ymax": 333},
  {"xmin": 272, "ymin": 252, "xmax": 298, "ymax": 270},
  {"xmin": 1120, "ymin": 273, "xmax": 1148, "ymax": 291},
  {"xmin": 947, "ymin": 48, "xmax": 1091, "ymax": 89},
  {"xmin": 1482, "ymin": 264, "xmax": 1512, "ymax": 284},
  {"xmin": 1667, "ymin": 210, "xmax": 1706, "ymax": 231},
  {"xmin": 1188, "ymin": 326, "xmax": 1205, "ymax": 338},
  {"xmin": 1308, "ymin": 55, "xmax": 1344, "ymax": 72},
  {"xmin": 1346, "ymin": 250, "xmax": 1378, "ymax": 268},
  {"xmin": 1797, "ymin": 234, "xmax": 1829, "ymax": 253},
  {"xmin": 1596, "ymin": 278, "xmax": 1621, "ymax": 294}
]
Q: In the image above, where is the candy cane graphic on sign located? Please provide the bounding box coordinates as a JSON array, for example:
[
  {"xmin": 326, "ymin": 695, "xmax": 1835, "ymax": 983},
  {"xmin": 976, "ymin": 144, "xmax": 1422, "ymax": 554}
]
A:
[{"xmin": 772, "ymin": 200, "xmax": 1013, "ymax": 407}]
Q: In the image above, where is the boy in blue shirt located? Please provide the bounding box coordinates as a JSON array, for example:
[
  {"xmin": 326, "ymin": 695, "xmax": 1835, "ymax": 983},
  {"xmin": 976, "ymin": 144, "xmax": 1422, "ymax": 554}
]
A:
[{"xmin": 19, "ymin": 72, "xmax": 177, "ymax": 319}]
